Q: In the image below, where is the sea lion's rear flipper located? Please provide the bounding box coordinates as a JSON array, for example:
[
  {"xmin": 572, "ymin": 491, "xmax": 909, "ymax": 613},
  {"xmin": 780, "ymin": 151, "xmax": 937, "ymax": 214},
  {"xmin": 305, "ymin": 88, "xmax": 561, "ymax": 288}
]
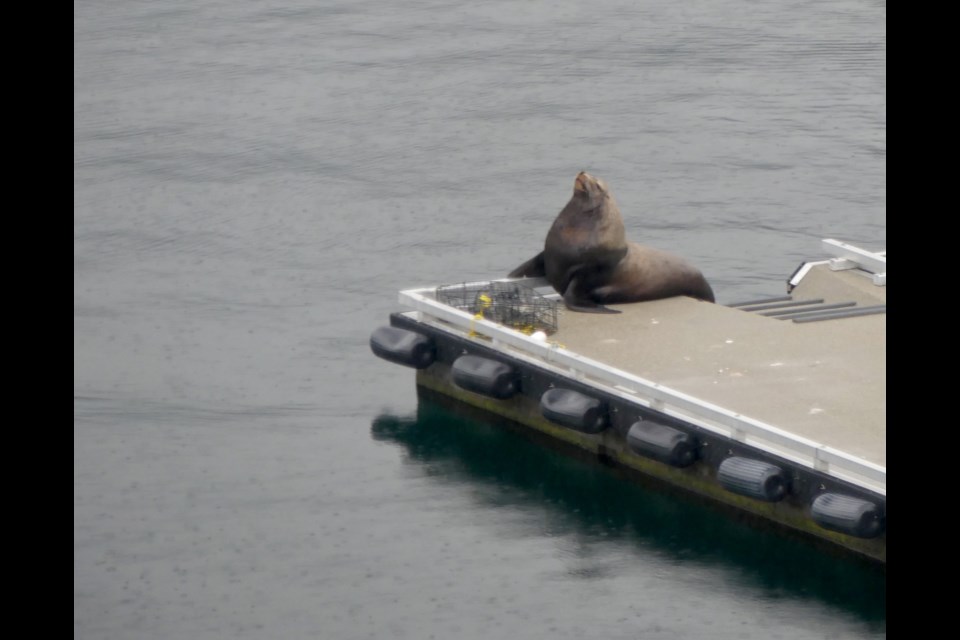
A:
[
  {"xmin": 562, "ymin": 277, "xmax": 621, "ymax": 314},
  {"xmin": 690, "ymin": 276, "xmax": 716, "ymax": 303},
  {"xmin": 508, "ymin": 252, "xmax": 546, "ymax": 278}
]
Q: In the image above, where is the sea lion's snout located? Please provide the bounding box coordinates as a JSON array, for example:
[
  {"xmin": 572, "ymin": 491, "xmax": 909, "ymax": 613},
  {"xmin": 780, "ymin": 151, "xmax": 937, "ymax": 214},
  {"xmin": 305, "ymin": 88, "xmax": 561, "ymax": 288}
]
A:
[
  {"xmin": 574, "ymin": 171, "xmax": 591, "ymax": 193},
  {"xmin": 573, "ymin": 171, "xmax": 602, "ymax": 193},
  {"xmin": 574, "ymin": 172, "xmax": 607, "ymax": 199}
]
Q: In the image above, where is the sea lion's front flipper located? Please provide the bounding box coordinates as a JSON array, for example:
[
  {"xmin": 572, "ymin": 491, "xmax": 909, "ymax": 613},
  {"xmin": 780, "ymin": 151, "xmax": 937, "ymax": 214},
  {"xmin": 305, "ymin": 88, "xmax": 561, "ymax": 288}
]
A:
[
  {"xmin": 562, "ymin": 277, "xmax": 621, "ymax": 314},
  {"xmin": 508, "ymin": 251, "xmax": 546, "ymax": 278}
]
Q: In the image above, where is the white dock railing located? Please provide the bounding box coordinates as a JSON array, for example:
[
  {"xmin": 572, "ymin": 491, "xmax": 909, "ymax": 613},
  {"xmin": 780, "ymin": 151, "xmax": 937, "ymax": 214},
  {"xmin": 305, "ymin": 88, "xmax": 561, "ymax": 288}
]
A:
[{"xmin": 399, "ymin": 283, "xmax": 886, "ymax": 497}]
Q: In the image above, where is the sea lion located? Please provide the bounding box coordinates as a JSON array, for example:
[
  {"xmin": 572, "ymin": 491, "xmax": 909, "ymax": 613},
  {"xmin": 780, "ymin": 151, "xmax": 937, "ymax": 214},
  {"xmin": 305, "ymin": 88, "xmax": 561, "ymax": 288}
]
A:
[{"xmin": 509, "ymin": 171, "xmax": 715, "ymax": 313}]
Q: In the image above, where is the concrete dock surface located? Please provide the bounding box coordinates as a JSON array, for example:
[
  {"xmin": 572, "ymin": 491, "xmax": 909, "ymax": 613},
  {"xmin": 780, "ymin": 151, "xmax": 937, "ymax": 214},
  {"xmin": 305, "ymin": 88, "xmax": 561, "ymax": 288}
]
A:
[{"xmin": 550, "ymin": 265, "xmax": 885, "ymax": 466}]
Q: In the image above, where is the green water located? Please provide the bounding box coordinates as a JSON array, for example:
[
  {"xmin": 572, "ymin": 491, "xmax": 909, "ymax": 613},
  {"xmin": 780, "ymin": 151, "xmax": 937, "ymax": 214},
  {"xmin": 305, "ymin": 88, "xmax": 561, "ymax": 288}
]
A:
[{"xmin": 374, "ymin": 397, "xmax": 886, "ymax": 627}]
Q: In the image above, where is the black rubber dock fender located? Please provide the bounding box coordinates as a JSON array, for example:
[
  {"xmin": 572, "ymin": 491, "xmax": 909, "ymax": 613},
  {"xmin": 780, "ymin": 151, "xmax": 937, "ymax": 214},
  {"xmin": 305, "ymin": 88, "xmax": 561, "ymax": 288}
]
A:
[
  {"xmin": 717, "ymin": 456, "xmax": 788, "ymax": 502},
  {"xmin": 369, "ymin": 326, "xmax": 436, "ymax": 369},
  {"xmin": 540, "ymin": 388, "xmax": 608, "ymax": 434},
  {"xmin": 811, "ymin": 493, "xmax": 884, "ymax": 538},
  {"xmin": 626, "ymin": 420, "xmax": 699, "ymax": 468},
  {"xmin": 451, "ymin": 355, "xmax": 520, "ymax": 399}
]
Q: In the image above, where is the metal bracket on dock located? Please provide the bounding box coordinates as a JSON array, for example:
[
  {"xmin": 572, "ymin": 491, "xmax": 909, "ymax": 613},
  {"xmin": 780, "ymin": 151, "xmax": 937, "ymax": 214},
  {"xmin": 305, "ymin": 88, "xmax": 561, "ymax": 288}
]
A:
[{"xmin": 822, "ymin": 239, "xmax": 886, "ymax": 286}]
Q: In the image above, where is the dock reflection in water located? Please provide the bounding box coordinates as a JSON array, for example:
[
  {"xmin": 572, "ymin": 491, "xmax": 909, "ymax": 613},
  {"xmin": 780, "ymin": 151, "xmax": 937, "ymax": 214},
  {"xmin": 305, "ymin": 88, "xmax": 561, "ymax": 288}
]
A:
[{"xmin": 372, "ymin": 395, "xmax": 885, "ymax": 624}]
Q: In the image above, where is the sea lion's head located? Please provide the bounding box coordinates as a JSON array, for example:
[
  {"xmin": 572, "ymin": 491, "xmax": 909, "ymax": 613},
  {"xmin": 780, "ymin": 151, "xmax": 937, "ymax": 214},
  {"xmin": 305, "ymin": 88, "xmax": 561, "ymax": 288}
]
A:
[{"xmin": 572, "ymin": 171, "xmax": 609, "ymax": 211}]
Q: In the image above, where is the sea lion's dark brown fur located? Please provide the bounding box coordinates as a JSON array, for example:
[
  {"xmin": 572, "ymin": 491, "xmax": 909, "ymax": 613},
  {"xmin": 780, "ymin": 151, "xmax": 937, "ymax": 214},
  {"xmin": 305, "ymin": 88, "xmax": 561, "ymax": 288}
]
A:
[{"xmin": 509, "ymin": 172, "xmax": 714, "ymax": 313}]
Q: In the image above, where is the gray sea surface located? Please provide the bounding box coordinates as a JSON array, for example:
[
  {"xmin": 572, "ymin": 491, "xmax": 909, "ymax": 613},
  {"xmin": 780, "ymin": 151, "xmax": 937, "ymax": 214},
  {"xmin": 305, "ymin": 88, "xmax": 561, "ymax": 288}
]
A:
[{"xmin": 74, "ymin": 1, "xmax": 886, "ymax": 638}]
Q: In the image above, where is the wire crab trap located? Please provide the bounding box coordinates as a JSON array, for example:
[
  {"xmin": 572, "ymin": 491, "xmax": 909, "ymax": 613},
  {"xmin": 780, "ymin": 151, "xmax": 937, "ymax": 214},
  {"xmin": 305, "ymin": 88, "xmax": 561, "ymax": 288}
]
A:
[{"xmin": 434, "ymin": 281, "xmax": 559, "ymax": 335}]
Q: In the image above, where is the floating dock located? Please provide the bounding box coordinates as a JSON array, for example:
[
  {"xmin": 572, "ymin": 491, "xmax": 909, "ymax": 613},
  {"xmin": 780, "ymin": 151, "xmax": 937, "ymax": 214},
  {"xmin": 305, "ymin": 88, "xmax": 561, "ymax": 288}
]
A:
[{"xmin": 371, "ymin": 239, "xmax": 886, "ymax": 562}]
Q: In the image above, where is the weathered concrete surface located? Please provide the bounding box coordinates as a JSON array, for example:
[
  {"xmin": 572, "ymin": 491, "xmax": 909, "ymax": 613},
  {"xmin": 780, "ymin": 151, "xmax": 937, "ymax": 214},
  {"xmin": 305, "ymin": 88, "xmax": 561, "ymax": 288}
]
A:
[{"xmin": 551, "ymin": 265, "xmax": 886, "ymax": 466}]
